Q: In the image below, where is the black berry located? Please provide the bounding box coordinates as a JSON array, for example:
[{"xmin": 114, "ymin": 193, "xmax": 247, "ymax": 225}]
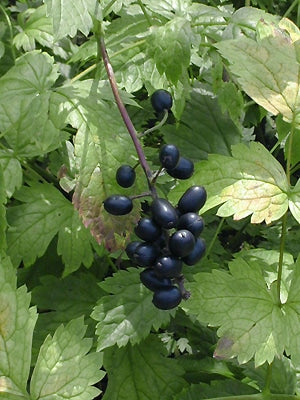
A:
[
  {"xmin": 151, "ymin": 198, "xmax": 178, "ymax": 229},
  {"xmin": 134, "ymin": 218, "xmax": 162, "ymax": 242},
  {"xmin": 103, "ymin": 195, "xmax": 133, "ymax": 215},
  {"xmin": 166, "ymin": 157, "xmax": 194, "ymax": 180},
  {"xmin": 116, "ymin": 165, "xmax": 136, "ymax": 188},
  {"xmin": 125, "ymin": 241, "xmax": 141, "ymax": 260},
  {"xmin": 159, "ymin": 144, "xmax": 180, "ymax": 170},
  {"xmin": 152, "ymin": 286, "xmax": 182, "ymax": 310},
  {"xmin": 178, "ymin": 186, "xmax": 207, "ymax": 213},
  {"xmin": 151, "ymin": 89, "xmax": 173, "ymax": 112},
  {"xmin": 140, "ymin": 269, "xmax": 172, "ymax": 292},
  {"xmin": 177, "ymin": 212, "xmax": 204, "ymax": 237},
  {"xmin": 133, "ymin": 242, "xmax": 160, "ymax": 267},
  {"xmin": 169, "ymin": 229, "xmax": 195, "ymax": 257},
  {"xmin": 182, "ymin": 237, "xmax": 206, "ymax": 266},
  {"xmin": 154, "ymin": 256, "xmax": 182, "ymax": 278}
]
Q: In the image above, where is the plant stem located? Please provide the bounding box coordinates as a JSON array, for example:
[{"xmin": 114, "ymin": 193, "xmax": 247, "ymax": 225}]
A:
[
  {"xmin": 262, "ymin": 362, "xmax": 273, "ymax": 394},
  {"xmin": 139, "ymin": 110, "xmax": 168, "ymax": 137},
  {"xmin": 96, "ymin": 28, "xmax": 157, "ymax": 198},
  {"xmin": 0, "ymin": 3, "xmax": 16, "ymax": 61},
  {"xmin": 203, "ymin": 217, "xmax": 225, "ymax": 260},
  {"xmin": 70, "ymin": 40, "xmax": 146, "ymax": 83},
  {"xmin": 102, "ymin": 0, "xmax": 119, "ymax": 16},
  {"xmin": 137, "ymin": 0, "xmax": 152, "ymax": 27},
  {"xmin": 276, "ymin": 115, "xmax": 296, "ymax": 304},
  {"xmin": 283, "ymin": 0, "xmax": 298, "ymax": 18}
]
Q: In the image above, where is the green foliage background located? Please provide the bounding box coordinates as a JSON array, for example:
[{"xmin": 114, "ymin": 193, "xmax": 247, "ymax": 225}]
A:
[{"xmin": 0, "ymin": 0, "xmax": 299, "ymax": 399}]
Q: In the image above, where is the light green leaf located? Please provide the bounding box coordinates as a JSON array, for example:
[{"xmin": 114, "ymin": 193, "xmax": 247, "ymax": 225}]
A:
[
  {"xmin": 57, "ymin": 210, "xmax": 94, "ymax": 277},
  {"xmin": 44, "ymin": 0, "xmax": 101, "ymax": 40},
  {"xmin": 7, "ymin": 183, "xmax": 72, "ymax": 267},
  {"xmin": 103, "ymin": 335, "xmax": 186, "ymax": 400},
  {"xmin": 163, "ymin": 84, "xmax": 242, "ymax": 160},
  {"xmin": 0, "ymin": 150, "xmax": 22, "ymax": 198},
  {"xmin": 216, "ymin": 19, "xmax": 300, "ymax": 127},
  {"xmin": 30, "ymin": 317, "xmax": 105, "ymax": 400},
  {"xmin": 184, "ymin": 256, "xmax": 300, "ymax": 367},
  {"xmin": 92, "ymin": 268, "xmax": 174, "ymax": 351},
  {"xmin": 170, "ymin": 142, "xmax": 289, "ymax": 224},
  {"xmin": 0, "ymin": 51, "xmax": 66, "ymax": 157},
  {"xmin": 53, "ymin": 80, "xmax": 146, "ymax": 250},
  {"xmin": 0, "ymin": 255, "xmax": 37, "ymax": 398},
  {"xmin": 147, "ymin": 17, "xmax": 192, "ymax": 84},
  {"xmin": 289, "ymin": 179, "xmax": 300, "ymax": 224},
  {"xmin": 13, "ymin": 5, "xmax": 53, "ymax": 52}
]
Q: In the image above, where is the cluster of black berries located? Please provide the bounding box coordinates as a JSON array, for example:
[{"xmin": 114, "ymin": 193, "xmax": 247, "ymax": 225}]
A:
[{"xmin": 103, "ymin": 89, "xmax": 207, "ymax": 310}]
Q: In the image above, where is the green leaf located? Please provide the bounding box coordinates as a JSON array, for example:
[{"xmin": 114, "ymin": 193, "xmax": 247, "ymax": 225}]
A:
[
  {"xmin": 162, "ymin": 84, "xmax": 242, "ymax": 160},
  {"xmin": 216, "ymin": 19, "xmax": 300, "ymax": 128},
  {"xmin": 7, "ymin": 183, "xmax": 73, "ymax": 267},
  {"xmin": 0, "ymin": 51, "xmax": 66, "ymax": 157},
  {"xmin": 30, "ymin": 317, "xmax": 105, "ymax": 400},
  {"xmin": 147, "ymin": 17, "xmax": 192, "ymax": 84},
  {"xmin": 0, "ymin": 150, "xmax": 22, "ymax": 198},
  {"xmin": 175, "ymin": 380, "xmax": 258, "ymax": 400},
  {"xmin": 103, "ymin": 335, "xmax": 187, "ymax": 400},
  {"xmin": 92, "ymin": 268, "xmax": 174, "ymax": 351},
  {"xmin": 13, "ymin": 5, "xmax": 53, "ymax": 52},
  {"xmin": 43, "ymin": 0, "xmax": 101, "ymax": 41},
  {"xmin": 184, "ymin": 256, "xmax": 300, "ymax": 367},
  {"xmin": 53, "ymin": 80, "xmax": 146, "ymax": 250},
  {"xmin": 31, "ymin": 272, "xmax": 104, "ymax": 364},
  {"xmin": 57, "ymin": 210, "xmax": 95, "ymax": 276},
  {"xmin": 170, "ymin": 142, "xmax": 289, "ymax": 224},
  {"xmin": 0, "ymin": 163, "xmax": 7, "ymax": 251},
  {"xmin": 0, "ymin": 255, "xmax": 37, "ymax": 398}
]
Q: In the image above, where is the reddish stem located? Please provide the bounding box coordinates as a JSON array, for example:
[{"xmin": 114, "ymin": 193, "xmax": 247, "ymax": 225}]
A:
[{"xmin": 98, "ymin": 36, "xmax": 157, "ymax": 198}]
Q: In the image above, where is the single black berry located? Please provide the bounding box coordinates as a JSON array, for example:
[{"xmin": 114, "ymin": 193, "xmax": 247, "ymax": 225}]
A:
[
  {"xmin": 177, "ymin": 212, "xmax": 204, "ymax": 237},
  {"xmin": 151, "ymin": 89, "xmax": 173, "ymax": 113},
  {"xmin": 125, "ymin": 241, "xmax": 141, "ymax": 260},
  {"xmin": 182, "ymin": 237, "xmax": 206, "ymax": 266},
  {"xmin": 134, "ymin": 217, "xmax": 162, "ymax": 242},
  {"xmin": 159, "ymin": 144, "xmax": 180, "ymax": 170},
  {"xmin": 166, "ymin": 157, "xmax": 194, "ymax": 180},
  {"xmin": 152, "ymin": 286, "xmax": 182, "ymax": 310},
  {"xmin": 133, "ymin": 242, "xmax": 160, "ymax": 267},
  {"xmin": 140, "ymin": 269, "xmax": 172, "ymax": 292},
  {"xmin": 116, "ymin": 165, "xmax": 136, "ymax": 188},
  {"xmin": 178, "ymin": 186, "xmax": 207, "ymax": 213},
  {"xmin": 151, "ymin": 198, "xmax": 178, "ymax": 229},
  {"xmin": 154, "ymin": 256, "xmax": 182, "ymax": 278},
  {"xmin": 169, "ymin": 229, "xmax": 195, "ymax": 257},
  {"xmin": 103, "ymin": 195, "xmax": 133, "ymax": 215}
]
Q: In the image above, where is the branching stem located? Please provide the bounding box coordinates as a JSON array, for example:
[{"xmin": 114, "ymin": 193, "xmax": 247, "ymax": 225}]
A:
[{"xmin": 96, "ymin": 28, "xmax": 157, "ymax": 198}]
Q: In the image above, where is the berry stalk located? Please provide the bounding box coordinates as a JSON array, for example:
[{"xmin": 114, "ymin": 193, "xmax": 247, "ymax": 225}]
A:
[{"xmin": 97, "ymin": 32, "xmax": 157, "ymax": 199}]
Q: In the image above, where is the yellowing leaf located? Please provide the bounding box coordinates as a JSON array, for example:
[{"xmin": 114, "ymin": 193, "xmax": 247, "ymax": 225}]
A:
[{"xmin": 216, "ymin": 19, "xmax": 300, "ymax": 128}]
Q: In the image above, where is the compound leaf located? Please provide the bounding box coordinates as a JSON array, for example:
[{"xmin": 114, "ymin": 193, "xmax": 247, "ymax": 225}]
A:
[
  {"xmin": 147, "ymin": 17, "xmax": 192, "ymax": 84},
  {"xmin": 103, "ymin": 335, "xmax": 186, "ymax": 400},
  {"xmin": 92, "ymin": 268, "xmax": 174, "ymax": 351},
  {"xmin": 216, "ymin": 19, "xmax": 300, "ymax": 128},
  {"xmin": 0, "ymin": 150, "xmax": 22, "ymax": 198},
  {"xmin": 30, "ymin": 317, "xmax": 105, "ymax": 400},
  {"xmin": 0, "ymin": 255, "xmax": 37, "ymax": 398},
  {"xmin": 162, "ymin": 84, "xmax": 242, "ymax": 160},
  {"xmin": 170, "ymin": 142, "xmax": 289, "ymax": 224},
  {"xmin": 7, "ymin": 183, "xmax": 73, "ymax": 267},
  {"xmin": 43, "ymin": 0, "xmax": 101, "ymax": 40},
  {"xmin": 184, "ymin": 256, "xmax": 300, "ymax": 367}
]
